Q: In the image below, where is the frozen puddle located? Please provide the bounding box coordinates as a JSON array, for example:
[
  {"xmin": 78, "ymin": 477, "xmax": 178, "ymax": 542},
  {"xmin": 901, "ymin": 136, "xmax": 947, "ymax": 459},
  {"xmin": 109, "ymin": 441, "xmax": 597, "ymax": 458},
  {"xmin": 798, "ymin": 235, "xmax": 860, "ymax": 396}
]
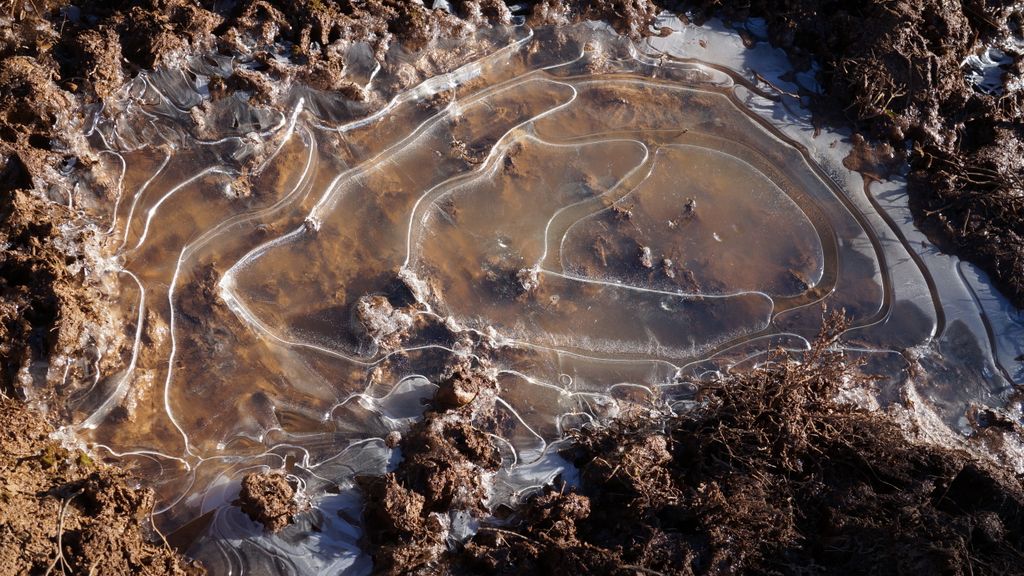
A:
[{"xmin": 59, "ymin": 16, "xmax": 1024, "ymax": 575}]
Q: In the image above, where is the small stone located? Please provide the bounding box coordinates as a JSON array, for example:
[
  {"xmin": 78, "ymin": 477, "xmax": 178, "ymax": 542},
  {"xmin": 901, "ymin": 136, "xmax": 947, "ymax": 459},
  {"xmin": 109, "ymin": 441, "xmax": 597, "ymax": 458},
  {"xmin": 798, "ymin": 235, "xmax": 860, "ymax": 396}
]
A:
[
  {"xmin": 638, "ymin": 246, "xmax": 654, "ymax": 269},
  {"xmin": 662, "ymin": 258, "xmax": 676, "ymax": 278},
  {"xmin": 385, "ymin": 431, "xmax": 402, "ymax": 448}
]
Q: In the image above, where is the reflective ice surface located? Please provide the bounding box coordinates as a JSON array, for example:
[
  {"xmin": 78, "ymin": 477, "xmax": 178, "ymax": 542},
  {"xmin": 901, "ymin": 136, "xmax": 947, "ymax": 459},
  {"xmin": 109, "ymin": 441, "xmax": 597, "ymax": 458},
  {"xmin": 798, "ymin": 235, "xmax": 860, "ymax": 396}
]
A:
[{"xmin": 60, "ymin": 16, "xmax": 1024, "ymax": 575}]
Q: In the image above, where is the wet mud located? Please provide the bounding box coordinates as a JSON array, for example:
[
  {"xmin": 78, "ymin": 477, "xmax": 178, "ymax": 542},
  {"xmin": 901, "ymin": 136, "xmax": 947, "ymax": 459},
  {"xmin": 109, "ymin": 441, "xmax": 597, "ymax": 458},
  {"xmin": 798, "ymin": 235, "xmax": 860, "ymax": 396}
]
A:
[{"xmin": 2, "ymin": 1, "xmax": 1024, "ymax": 575}]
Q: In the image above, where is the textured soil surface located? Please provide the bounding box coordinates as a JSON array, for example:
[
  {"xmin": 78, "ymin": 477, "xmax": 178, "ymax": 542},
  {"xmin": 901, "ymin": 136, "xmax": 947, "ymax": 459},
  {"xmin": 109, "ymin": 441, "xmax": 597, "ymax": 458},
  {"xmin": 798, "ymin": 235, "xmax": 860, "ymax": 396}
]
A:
[
  {"xmin": 364, "ymin": 317, "xmax": 1024, "ymax": 575},
  {"xmin": 237, "ymin": 472, "xmax": 300, "ymax": 533},
  {"xmin": 0, "ymin": 396, "xmax": 203, "ymax": 575},
  {"xmin": 2, "ymin": 0, "xmax": 1024, "ymax": 574},
  {"xmin": 358, "ymin": 360, "xmax": 502, "ymax": 574}
]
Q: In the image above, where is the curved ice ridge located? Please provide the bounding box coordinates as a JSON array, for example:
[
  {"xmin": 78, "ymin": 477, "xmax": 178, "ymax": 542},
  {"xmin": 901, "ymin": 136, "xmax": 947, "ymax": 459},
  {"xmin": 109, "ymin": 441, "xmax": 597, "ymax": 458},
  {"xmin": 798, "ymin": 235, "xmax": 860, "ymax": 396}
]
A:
[{"xmin": 63, "ymin": 16, "xmax": 1024, "ymax": 576}]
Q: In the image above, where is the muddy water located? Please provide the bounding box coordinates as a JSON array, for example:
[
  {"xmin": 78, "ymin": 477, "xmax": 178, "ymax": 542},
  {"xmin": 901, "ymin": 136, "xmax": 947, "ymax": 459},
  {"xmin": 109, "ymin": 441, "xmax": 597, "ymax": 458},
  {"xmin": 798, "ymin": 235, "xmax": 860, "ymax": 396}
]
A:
[{"xmin": 62, "ymin": 19, "xmax": 1023, "ymax": 575}]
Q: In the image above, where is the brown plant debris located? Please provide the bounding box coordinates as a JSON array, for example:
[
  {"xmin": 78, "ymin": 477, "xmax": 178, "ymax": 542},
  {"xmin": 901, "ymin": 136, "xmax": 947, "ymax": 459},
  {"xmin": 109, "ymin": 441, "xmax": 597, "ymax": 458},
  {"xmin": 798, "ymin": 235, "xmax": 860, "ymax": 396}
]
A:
[{"xmin": 369, "ymin": 316, "xmax": 1024, "ymax": 575}]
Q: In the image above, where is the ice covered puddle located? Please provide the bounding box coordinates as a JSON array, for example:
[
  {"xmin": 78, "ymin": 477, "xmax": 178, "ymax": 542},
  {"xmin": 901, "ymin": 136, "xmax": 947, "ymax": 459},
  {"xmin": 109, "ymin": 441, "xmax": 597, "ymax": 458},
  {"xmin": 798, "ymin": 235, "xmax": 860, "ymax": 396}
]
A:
[{"xmin": 64, "ymin": 16, "xmax": 1023, "ymax": 576}]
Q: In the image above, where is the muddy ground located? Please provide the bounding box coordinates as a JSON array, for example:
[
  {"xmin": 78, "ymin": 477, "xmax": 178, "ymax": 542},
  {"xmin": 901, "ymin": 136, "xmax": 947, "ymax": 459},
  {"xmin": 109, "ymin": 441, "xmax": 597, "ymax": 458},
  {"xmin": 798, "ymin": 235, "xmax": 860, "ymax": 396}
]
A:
[
  {"xmin": 368, "ymin": 317, "xmax": 1024, "ymax": 575},
  {"xmin": 0, "ymin": 396, "xmax": 202, "ymax": 574},
  {"xmin": 2, "ymin": 0, "xmax": 1024, "ymax": 574}
]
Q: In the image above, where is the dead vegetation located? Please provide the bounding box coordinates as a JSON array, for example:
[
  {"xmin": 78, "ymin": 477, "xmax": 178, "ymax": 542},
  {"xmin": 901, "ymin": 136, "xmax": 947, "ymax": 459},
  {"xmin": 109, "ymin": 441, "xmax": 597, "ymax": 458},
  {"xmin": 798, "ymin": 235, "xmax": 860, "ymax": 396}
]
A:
[
  {"xmin": 910, "ymin": 124, "xmax": 1024, "ymax": 301},
  {"xmin": 429, "ymin": 315, "xmax": 1024, "ymax": 575}
]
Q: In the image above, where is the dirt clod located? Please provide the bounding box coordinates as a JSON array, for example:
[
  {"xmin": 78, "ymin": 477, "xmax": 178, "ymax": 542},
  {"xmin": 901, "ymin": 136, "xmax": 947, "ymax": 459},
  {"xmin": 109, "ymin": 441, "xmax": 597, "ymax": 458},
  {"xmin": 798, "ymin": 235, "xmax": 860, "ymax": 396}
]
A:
[
  {"xmin": 237, "ymin": 472, "xmax": 299, "ymax": 533},
  {"xmin": 355, "ymin": 294, "xmax": 416, "ymax": 351},
  {"xmin": 361, "ymin": 362, "xmax": 502, "ymax": 575},
  {"xmin": 436, "ymin": 369, "xmax": 483, "ymax": 408}
]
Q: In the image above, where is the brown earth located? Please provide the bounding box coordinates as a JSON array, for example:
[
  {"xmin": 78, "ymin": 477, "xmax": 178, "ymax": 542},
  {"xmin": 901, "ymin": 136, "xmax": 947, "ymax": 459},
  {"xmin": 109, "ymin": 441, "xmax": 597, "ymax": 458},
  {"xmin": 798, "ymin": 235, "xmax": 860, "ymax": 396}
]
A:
[
  {"xmin": 365, "ymin": 316, "xmax": 1024, "ymax": 575},
  {"xmin": 358, "ymin": 358, "xmax": 502, "ymax": 575},
  {"xmin": 3, "ymin": 0, "xmax": 1024, "ymax": 574},
  {"xmin": 0, "ymin": 396, "xmax": 203, "ymax": 575},
  {"xmin": 237, "ymin": 472, "xmax": 300, "ymax": 533}
]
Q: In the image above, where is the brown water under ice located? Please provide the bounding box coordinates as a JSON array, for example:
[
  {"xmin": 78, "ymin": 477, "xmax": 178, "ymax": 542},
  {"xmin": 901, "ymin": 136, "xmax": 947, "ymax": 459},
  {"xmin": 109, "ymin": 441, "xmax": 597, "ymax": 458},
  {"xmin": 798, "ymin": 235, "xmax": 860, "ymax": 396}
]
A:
[{"xmin": 61, "ymin": 22, "xmax": 1016, "ymax": 575}]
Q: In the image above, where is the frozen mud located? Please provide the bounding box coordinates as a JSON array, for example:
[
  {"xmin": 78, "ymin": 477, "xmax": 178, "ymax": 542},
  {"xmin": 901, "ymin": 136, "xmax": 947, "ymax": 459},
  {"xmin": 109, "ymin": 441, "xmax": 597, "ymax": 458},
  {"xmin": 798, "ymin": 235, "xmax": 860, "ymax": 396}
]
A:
[
  {"xmin": 3, "ymin": 2, "xmax": 1024, "ymax": 575},
  {"xmin": 21, "ymin": 15, "xmax": 1017, "ymax": 575}
]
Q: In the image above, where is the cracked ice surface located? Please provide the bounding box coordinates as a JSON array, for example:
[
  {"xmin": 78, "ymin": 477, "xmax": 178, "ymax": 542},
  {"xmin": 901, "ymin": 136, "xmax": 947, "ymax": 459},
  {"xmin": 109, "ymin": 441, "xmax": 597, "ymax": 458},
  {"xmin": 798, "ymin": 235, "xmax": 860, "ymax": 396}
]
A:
[{"xmin": 61, "ymin": 17, "xmax": 1024, "ymax": 575}]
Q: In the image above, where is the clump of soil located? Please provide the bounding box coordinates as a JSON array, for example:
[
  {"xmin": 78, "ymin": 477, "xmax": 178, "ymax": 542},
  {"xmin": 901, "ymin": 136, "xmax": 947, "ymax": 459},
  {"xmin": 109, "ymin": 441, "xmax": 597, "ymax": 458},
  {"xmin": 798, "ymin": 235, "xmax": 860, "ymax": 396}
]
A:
[
  {"xmin": 0, "ymin": 396, "xmax": 203, "ymax": 575},
  {"xmin": 435, "ymin": 363, "xmax": 490, "ymax": 408},
  {"xmin": 359, "ymin": 360, "xmax": 502, "ymax": 575},
  {"xmin": 0, "ymin": 188, "xmax": 111, "ymax": 405},
  {"xmin": 237, "ymin": 472, "xmax": 300, "ymax": 533},
  {"xmin": 434, "ymin": 315, "xmax": 1024, "ymax": 575},
  {"xmin": 0, "ymin": 50, "xmax": 90, "ymax": 399},
  {"xmin": 527, "ymin": 0, "xmax": 661, "ymax": 37},
  {"xmin": 355, "ymin": 294, "xmax": 417, "ymax": 352}
]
